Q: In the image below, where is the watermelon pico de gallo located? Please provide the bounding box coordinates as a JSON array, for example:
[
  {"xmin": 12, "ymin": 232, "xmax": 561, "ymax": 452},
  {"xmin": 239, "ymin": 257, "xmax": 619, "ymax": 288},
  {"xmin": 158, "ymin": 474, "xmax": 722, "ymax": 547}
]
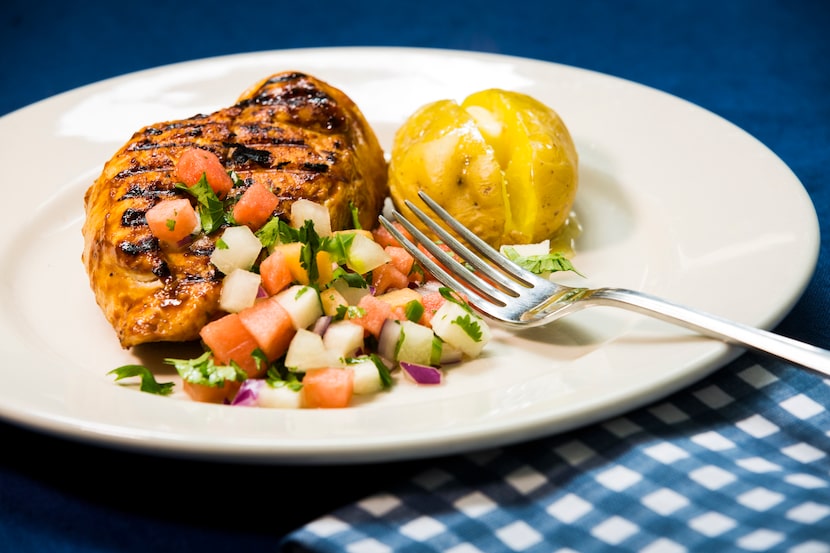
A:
[{"xmin": 109, "ymin": 152, "xmax": 494, "ymax": 409}]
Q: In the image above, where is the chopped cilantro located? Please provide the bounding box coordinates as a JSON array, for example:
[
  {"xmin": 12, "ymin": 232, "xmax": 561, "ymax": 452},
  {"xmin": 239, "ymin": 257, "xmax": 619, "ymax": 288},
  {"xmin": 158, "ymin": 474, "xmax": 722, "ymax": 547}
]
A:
[
  {"xmin": 439, "ymin": 286, "xmax": 474, "ymax": 314},
  {"xmin": 332, "ymin": 266, "xmax": 368, "ymax": 289},
  {"xmin": 321, "ymin": 231, "xmax": 356, "ymax": 265},
  {"xmin": 334, "ymin": 304, "xmax": 366, "ymax": 321},
  {"xmin": 369, "ymin": 354, "xmax": 393, "ymax": 388},
  {"xmin": 501, "ymin": 246, "xmax": 582, "ymax": 276},
  {"xmin": 452, "ymin": 314, "xmax": 483, "ymax": 342},
  {"xmin": 165, "ymin": 351, "xmax": 247, "ymax": 387},
  {"xmin": 265, "ymin": 363, "xmax": 303, "ymax": 392},
  {"xmin": 175, "ymin": 175, "xmax": 225, "ymax": 234},
  {"xmin": 108, "ymin": 365, "xmax": 174, "ymax": 396}
]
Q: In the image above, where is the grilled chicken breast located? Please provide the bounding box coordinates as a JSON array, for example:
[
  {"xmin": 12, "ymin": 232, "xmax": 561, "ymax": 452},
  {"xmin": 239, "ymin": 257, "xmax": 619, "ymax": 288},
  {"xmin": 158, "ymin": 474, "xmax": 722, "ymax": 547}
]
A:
[{"xmin": 82, "ymin": 71, "xmax": 388, "ymax": 348}]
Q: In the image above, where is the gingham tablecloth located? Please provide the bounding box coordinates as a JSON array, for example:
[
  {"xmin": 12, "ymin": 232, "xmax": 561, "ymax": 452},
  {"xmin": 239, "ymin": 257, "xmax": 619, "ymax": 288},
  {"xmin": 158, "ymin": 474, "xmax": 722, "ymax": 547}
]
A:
[{"xmin": 281, "ymin": 354, "xmax": 830, "ymax": 552}]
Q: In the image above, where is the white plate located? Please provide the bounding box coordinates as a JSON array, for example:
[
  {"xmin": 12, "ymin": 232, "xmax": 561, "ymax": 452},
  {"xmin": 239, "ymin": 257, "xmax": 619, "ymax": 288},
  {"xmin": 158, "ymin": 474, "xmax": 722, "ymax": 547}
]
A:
[{"xmin": 0, "ymin": 47, "xmax": 818, "ymax": 464}]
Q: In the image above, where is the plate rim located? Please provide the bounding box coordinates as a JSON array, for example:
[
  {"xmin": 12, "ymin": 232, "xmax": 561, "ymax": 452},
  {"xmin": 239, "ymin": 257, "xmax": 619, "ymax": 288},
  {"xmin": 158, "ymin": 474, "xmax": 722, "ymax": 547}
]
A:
[{"xmin": 0, "ymin": 46, "xmax": 819, "ymax": 464}]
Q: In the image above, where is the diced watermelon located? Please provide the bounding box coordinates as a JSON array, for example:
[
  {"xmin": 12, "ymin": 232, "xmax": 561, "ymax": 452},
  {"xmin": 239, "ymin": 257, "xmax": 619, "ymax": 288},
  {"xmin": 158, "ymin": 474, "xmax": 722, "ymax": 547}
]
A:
[
  {"xmin": 259, "ymin": 248, "xmax": 294, "ymax": 295},
  {"xmin": 238, "ymin": 297, "xmax": 296, "ymax": 361},
  {"xmin": 176, "ymin": 147, "xmax": 233, "ymax": 199},
  {"xmin": 232, "ymin": 182, "xmax": 279, "ymax": 231},
  {"xmin": 199, "ymin": 313, "xmax": 262, "ymax": 377},
  {"xmin": 301, "ymin": 367, "xmax": 355, "ymax": 408},
  {"xmin": 351, "ymin": 294, "xmax": 393, "ymax": 338}
]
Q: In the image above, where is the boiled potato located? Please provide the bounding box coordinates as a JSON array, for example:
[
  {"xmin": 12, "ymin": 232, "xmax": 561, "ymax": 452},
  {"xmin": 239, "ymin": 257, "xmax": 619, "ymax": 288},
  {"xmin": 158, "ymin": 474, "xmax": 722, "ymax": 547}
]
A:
[{"xmin": 388, "ymin": 89, "xmax": 578, "ymax": 248}]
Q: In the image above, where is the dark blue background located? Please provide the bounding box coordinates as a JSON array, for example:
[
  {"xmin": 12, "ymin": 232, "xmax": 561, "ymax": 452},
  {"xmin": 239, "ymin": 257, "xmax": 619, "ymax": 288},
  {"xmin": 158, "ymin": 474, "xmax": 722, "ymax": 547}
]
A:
[{"xmin": 2, "ymin": 1, "xmax": 828, "ymax": 551}]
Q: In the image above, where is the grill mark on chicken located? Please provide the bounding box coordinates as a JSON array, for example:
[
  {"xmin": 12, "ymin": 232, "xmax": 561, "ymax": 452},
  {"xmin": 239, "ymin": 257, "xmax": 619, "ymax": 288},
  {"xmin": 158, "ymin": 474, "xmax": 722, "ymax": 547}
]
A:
[{"xmin": 82, "ymin": 71, "xmax": 389, "ymax": 348}]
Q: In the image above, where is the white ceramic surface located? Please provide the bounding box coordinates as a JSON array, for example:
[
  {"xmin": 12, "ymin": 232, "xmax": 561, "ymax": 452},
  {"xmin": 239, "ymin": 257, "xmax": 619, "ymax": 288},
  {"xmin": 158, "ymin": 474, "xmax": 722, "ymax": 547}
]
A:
[{"xmin": 0, "ymin": 47, "xmax": 818, "ymax": 464}]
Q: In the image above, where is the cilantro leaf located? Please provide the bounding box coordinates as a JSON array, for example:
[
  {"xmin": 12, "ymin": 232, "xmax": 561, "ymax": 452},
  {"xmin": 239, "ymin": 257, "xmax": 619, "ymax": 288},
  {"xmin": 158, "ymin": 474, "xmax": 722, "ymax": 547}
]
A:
[
  {"xmin": 108, "ymin": 365, "xmax": 175, "ymax": 396},
  {"xmin": 320, "ymin": 231, "xmax": 355, "ymax": 265},
  {"xmin": 331, "ymin": 266, "xmax": 368, "ymax": 289},
  {"xmin": 452, "ymin": 314, "xmax": 484, "ymax": 342},
  {"xmin": 501, "ymin": 246, "xmax": 583, "ymax": 276},
  {"xmin": 265, "ymin": 362, "xmax": 303, "ymax": 392},
  {"xmin": 334, "ymin": 304, "xmax": 366, "ymax": 321},
  {"xmin": 296, "ymin": 219, "xmax": 322, "ymax": 284},
  {"xmin": 254, "ymin": 216, "xmax": 284, "ymax": 249},
  {"xmin": 175, "ymin": 175, "xmax": 225, "ymax": 234},
  {"xmin": 439, "ymin": 286, "xmax": 475, "ymax": 314},
  {"xmin": 369, "ymin": 354, "xmax": 393, "ymax": 389},
  {"xmin": 165, "ymin": 351, "xmax": 247, "ymax": 387}
]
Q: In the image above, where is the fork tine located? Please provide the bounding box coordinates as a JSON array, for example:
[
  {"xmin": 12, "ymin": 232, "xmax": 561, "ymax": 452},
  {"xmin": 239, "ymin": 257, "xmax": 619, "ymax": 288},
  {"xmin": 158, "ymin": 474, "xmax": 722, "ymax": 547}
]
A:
[
  {"xmin": 378, "ymin": 213, "xmax": 515, "ymax": 310},
  {"xmin": 412, "ymin": 191, "xmax": 544, "ymax": 287},
  {"xmin": 400, "ymin": 199, "xmax": 528, "ymax": 295}
]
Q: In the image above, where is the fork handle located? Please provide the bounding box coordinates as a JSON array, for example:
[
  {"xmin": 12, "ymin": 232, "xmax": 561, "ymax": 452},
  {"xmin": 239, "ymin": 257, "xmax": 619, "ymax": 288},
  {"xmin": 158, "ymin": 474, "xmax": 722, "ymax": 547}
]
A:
[{"xmin": 589, "ymin": 287, "xmax": 830, "ymax": 378}]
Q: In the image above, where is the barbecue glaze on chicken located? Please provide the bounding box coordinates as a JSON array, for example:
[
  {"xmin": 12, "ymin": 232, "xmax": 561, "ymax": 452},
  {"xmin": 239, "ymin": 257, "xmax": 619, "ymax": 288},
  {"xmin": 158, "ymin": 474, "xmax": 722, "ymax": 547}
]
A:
[{"xmin": 82, "ymin": 72, "xmax": 388, "ymax": 348}]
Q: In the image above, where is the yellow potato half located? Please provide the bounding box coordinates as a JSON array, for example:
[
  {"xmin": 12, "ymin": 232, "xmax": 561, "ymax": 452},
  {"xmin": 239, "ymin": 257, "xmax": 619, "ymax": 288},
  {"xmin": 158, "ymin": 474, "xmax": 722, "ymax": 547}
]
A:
[{"xmin": 389, "ymin": 89, "xmax": 578, "ymax": 248}]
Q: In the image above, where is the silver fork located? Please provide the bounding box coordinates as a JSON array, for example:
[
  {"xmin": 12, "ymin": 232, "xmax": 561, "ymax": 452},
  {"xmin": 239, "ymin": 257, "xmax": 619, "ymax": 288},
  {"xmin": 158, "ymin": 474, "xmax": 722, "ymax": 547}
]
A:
[{"xmin": 379, "ymin": 191, "xmax": 830, "ymax": 378}]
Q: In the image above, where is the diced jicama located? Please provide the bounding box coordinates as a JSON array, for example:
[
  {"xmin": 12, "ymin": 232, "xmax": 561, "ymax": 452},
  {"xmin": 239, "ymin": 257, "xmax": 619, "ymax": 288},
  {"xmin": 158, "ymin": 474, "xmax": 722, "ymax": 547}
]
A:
[
  {"xmin": 290, "ymin": 198, "xmax": 332, "ymax": 236},
  {"xmin": 232, "ymin": 379, "xmax": 301, "ymax": 409},
  {"xmin": 284, "ymin": 328, "xmax": 340, "ymax": 372},
  {"xmin": 257, "ymin": 383, "xmax": 302, "ymax": 409},
  {"xmin": 350, "ymin": 357, "xmax": 385, "ymax": 394},
  {"xmin": 219, "ymin": 268, "xmax": 262, "ymax": 313},
  {"xmin": 396, "ymin": 320, "xmax": 435, "ymax": 366},
  {"xmin": 275, "ymin": 285, "xmax": 323, "ymax": 330},
  {"xmin": 210, "ymin": 225, "xmax": 262, "ymax": 274},
  {"xmin": 322, "ymin": 320, "xmax": 365, "ymax": 358},
  {"xmin": 430, "ymin": 300, "xmax": 491, "ymax": 358}
]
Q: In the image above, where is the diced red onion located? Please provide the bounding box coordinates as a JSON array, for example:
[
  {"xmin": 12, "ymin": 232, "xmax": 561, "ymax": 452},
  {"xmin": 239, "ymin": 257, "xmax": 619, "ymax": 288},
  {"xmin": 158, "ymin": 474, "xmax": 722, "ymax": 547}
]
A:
[
  {"xmin": 400, "ymin": 361, "xmax": 442, "ymax": 385},
  {"xmin": 312, "ymin": 316, "xmax": 333, "ymax": 336},
  {"xmin": 256, "ymin": 285, "xmax": 269, "ymax": 299},
  {"xmin": 231, "ymin": 379, "xmax": 263, "ymax": 406}
]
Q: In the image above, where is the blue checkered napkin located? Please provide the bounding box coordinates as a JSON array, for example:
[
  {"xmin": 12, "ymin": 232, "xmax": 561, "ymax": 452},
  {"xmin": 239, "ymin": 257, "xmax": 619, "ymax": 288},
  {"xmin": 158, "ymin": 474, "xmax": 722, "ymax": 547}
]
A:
[{"xmin": 280, "ymin": 356, "xmax": 830, "ymax": 553}]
